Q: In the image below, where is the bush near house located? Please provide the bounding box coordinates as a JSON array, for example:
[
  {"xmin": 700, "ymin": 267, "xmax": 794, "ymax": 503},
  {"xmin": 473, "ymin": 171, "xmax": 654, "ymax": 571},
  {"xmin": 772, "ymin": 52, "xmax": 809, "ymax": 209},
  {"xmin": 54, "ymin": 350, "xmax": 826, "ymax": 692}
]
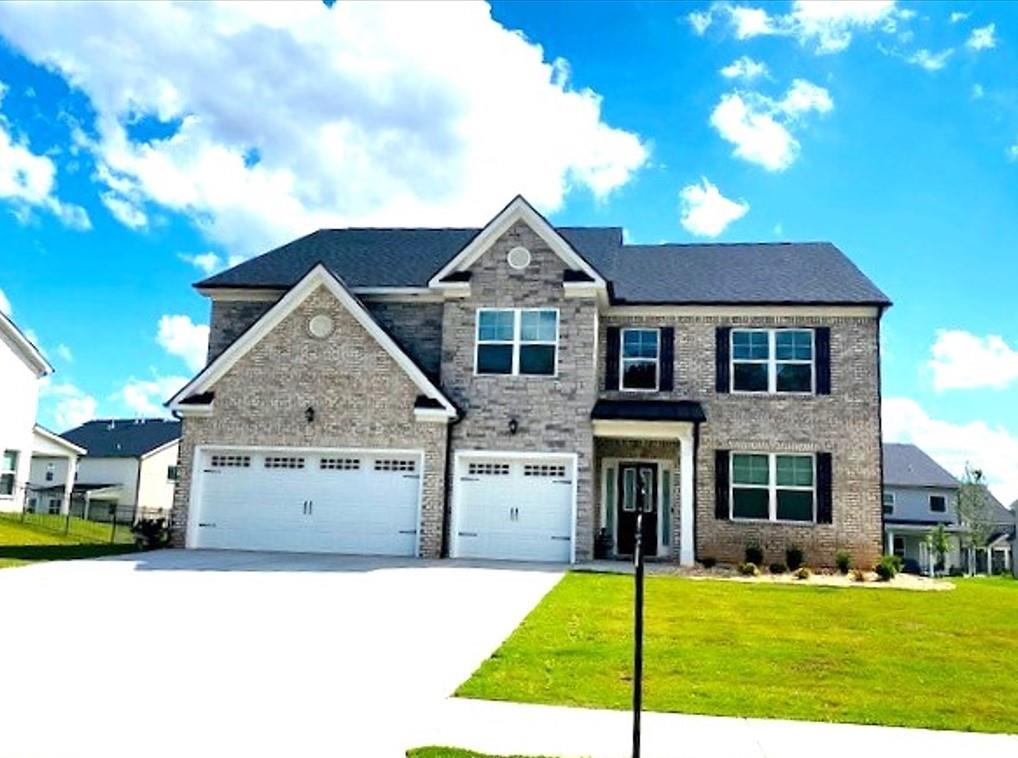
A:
[
  {"xmin": 835, "ymin": 550, "xmax": 852, "ymax": 574},
  {"xmin": 785, "ymin": 546, "xmax": 805, "ymax": 571},
  {"xmin": 744, "ymin": 543, "xmax": 763, "ymax": 566}
]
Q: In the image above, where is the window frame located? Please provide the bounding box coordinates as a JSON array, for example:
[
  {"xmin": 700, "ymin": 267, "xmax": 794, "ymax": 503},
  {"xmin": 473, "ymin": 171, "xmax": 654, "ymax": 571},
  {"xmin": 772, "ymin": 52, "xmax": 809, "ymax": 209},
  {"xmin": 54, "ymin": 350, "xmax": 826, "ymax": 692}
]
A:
[
  {"xmin": 882, "ymin": 491, "xmax": 895, "ymax": 515},
  {"xmin": 618, "ymin": 327, "xmax": 661, "ymax": 392},
  {"xmin": 730, "ymin": 328, "xmax": 816, "ymax": 395},
  {"xmin": 929, "ymin": 494, "xmax": 947, "ymax": 513},
  {"xmin": 474, "ymin": 307, "xmax": 559, "ymax": 377},
  {"xmin": 0, "ymin": 449, "xmax": 19, "ymax": 498},
  {"xmin": 729, "ymin": 451, "xmax": 817, "ymax": 524}
]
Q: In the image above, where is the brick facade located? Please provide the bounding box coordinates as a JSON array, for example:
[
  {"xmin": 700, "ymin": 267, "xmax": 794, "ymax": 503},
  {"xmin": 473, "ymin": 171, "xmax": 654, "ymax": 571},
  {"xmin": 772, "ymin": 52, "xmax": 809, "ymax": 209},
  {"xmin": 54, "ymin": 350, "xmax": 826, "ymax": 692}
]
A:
[{"xmin": 171, "ymin": 285, "xmax": 447, "ymax": 557}]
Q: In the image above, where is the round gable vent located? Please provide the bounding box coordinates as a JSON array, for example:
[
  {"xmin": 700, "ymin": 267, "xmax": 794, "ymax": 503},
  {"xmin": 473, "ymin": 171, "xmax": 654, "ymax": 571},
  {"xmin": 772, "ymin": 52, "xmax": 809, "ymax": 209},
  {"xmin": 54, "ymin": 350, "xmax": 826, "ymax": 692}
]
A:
[
  {"xmin": 506, "ymin": 246, "xmax": 532, "ymax": 270},
  {"xmin": 308, "ymin": 314, "xmax": 334, "ymax": 339}
]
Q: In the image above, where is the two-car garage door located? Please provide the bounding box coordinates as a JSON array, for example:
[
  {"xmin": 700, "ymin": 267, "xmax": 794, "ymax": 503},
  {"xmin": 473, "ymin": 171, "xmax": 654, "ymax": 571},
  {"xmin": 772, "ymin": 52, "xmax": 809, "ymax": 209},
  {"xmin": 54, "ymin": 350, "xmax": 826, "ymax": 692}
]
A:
[{"xmin": 190, "ymin": 448, "xmax": 422, "ymax": 556}]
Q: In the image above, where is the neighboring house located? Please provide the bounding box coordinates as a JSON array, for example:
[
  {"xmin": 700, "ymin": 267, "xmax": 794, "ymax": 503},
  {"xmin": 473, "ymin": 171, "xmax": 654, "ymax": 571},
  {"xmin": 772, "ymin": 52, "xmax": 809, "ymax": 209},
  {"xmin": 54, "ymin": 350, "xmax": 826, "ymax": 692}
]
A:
[
  {"xmin": 882, "ymin": 443, "xmax": 1014, "ymax": 575},
  {"xmin": 28, "ymin": 426, "xmax": 87, "ymax": 514},
  {"xmin": 167, "ymin": 195, "xmax": 889, "ymax": 567},
  {"xmin": 60, "ymin": 419, "xmax": 181, "ymax": 521},
  {"xmin": 0, "ymin": 310, "xmax": 53, "ymax": 512}
]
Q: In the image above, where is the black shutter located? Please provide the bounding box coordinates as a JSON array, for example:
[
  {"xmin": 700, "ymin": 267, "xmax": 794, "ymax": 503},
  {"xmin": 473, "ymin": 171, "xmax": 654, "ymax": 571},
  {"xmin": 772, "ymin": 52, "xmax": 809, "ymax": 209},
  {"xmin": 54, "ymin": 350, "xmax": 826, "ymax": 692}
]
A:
[
  {"xmin": 659, "ymin": 327, "xmax": 674, "ymax": 392},
  {"xmin": 815, "ymin": 327, "xmax": 831, "ymax": 395},
  {"xmin": 714, "ymin": 450, "xmax": 730, "ymax": 520},
  {"xmin": 605, "ymin": 326, "xmax": 620, "ymax": 391},
  {"xmin": 816, "ymin": 452, "xmax": 833, "ymax": 524},
  {"xmin": 715, "ymin": 327, "xmax": 731, "ymax": 393}
]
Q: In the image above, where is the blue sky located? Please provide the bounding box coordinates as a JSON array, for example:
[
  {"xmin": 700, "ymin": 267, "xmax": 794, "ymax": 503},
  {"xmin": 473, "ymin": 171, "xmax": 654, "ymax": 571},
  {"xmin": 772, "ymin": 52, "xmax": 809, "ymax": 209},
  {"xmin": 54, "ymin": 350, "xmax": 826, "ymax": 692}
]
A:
[{"xmin": 0, "ymin": 1, "xmax": 1015, "ymax": 501}]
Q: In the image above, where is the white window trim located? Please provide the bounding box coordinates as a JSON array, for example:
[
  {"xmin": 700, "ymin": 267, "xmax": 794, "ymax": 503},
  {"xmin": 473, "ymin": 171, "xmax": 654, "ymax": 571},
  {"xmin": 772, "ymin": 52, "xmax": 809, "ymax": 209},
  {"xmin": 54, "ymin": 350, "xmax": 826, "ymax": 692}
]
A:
[
  {"xmin": 619, "ymin": 327, "xmax": 660, "ymax": 393},
  {"xmin": 474, "ymin": 307, "xmax": 559, "ymax": 377},
  {"xmin": 0, "ymin": 449, "xmax": 19, "ymax": 499},
  {"xmin": 730, "ymin": 328, "xmax": 816, "ymax": 395},
  {"xmin": 929, "ymin": 494, "xmax": 947, "ymax": 514},
  {"xmin": 729, "ymin": 451, "xmax": 817, "ymax": 524},
  {"xmin": 882, "ymin": 491, "xmax": 895, "ymax": 514}
]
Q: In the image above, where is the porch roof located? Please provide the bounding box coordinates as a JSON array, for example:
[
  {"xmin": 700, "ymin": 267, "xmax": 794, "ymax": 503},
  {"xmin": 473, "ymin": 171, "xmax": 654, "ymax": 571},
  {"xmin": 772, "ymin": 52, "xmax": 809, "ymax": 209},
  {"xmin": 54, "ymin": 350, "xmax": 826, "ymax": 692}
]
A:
[{"xmin": 591, "ymin": 399, "xmax": 706, "ymax": 423}]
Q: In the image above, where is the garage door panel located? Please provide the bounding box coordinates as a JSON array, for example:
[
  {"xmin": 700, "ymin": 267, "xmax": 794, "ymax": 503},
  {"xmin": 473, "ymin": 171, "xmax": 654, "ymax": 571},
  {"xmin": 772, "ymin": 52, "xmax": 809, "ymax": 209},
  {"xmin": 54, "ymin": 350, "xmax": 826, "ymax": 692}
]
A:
[{"xmin": 193, "ymin": 450, "xmax": 421, "ymax": 556}]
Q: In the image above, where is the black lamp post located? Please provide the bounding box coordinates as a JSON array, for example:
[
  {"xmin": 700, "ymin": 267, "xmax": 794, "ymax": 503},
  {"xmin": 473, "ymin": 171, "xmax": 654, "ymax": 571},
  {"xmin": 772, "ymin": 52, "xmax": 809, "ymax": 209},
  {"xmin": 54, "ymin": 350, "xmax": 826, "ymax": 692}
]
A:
[{"xmin": 633, "ymin": 509, "xmax": 644, "ymax": 758}]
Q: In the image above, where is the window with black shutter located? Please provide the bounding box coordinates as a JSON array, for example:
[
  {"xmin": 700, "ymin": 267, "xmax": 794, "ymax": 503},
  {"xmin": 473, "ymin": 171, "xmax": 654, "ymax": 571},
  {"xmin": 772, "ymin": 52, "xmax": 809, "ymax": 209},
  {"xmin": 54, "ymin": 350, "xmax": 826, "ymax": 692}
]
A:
[
  {"xmin": 715, "ymin": 327, "xmax": 731, "ymax": 394},
  {"xmin": 605, "ymin": 326, "xmax": 620, "ymax": 391},
  {"xmin": 714, "ymin": 449, "xmax": 730, "ymax": 520},
  {"xmin": 816, "ymin": 452, "xmax": 833, "ymax": 524}
]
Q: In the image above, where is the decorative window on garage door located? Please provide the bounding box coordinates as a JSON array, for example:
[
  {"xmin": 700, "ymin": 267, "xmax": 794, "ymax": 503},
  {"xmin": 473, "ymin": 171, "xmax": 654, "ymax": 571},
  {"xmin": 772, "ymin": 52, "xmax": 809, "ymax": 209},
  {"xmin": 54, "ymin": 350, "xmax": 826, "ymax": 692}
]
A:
[
  {"xmin": 210, "ymin": 455, "xmax": 251, "ymax": 468},
  {"xmin": 374, "ymin": 458, "xmax": 416, "ymax": 472},
  {"xmin": 264, "ymin": 456, "xmax": 306, "ymax": 469},
  {"xmin": 320, "ymin": 457, "xmax": 361, "ymax": 470},
  {"xmin": 468, "ymin": 462, "xmax": 510, "ymax": 476},
  {"xmin": 524, "ymin": 464, "xmax": 567, "ymax": 478}
]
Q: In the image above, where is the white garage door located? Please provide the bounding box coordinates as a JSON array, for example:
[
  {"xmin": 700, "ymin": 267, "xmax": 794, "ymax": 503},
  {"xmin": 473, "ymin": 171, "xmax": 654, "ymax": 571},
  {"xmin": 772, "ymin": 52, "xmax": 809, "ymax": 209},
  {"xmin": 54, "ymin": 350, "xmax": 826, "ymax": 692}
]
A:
[
  {"xmin": 191, "ymin": 449, "xmax": 422, "ymax": 556},
  {"xmin": 452, "ymin": 454, "xmax": 574, "ymax": 562}
]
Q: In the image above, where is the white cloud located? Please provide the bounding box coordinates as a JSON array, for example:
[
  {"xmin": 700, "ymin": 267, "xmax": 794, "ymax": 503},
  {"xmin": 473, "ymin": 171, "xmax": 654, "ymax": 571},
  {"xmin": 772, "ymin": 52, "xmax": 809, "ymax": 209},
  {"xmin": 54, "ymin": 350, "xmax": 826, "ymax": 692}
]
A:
[
  {"xmin": 709, "ymin": 79, "xmax": 833, "ymax": 171},
  {"xmin": 39, "ymin": 379, "xmax": 98, "ymax": 430},
  {"xmin": 115, "ymin": 375, "xmax": 188, "ymax": 417},
  {"xmin": 179, "ymin": 251, "xmax": 224, "ymax": 276},
  {"xmin": 0, "ymin": 287, "xmax": 10, "ymax": 316},
  {"xmin": 927, "ymin": 329, "xmax": 1018, "ymax": 391},
  {"xmin": 1008, "ymin": 141, "xmax": 1018, "ymax": 162},
  {"xmin": 55, "ymin": 343, "xmax": 73, "ymax": 363},
  {"xmin": 0, "ymin": 2, "xmax": 647, "ymax": 257},
  {"xmin": 966, "ymin": 23, "xmax": 996, "ymax": 51},
  {"xmin": 717, "ymin": 1, "xmax": 903, "ymax": 54},
  {"xmin": 678, "ymin": 177, "xmax": 749, "ymax": 237},
  {"xmin": 719, "ymin": 56, "xmax": 769, "ymax": 81},
  {"xmin": 883, "ymin": 397, "xmax": 1018, "ymax": 505},
  {"xmin": 688, "ymin": 9, "xmax": 713, "ymax": 35},
  {"xmin": 0, "ymin": 96, "xmax": 91, "ymax": 229},
  {"xmin": 907, "ymin": 48, "xmax": 954, "ymax": 71},
  {"xmin": 950, "ymin": 12, "xmax": 969, "ymax": 24},
  {"xmin": 100, "ymin": 191, "xmax": 147, "ymax": 229},
  {"xmin": 157, "ymin": 314, "xmax": 209, "ymax": 373},
  {"xmin": 972, "ymin": 83, "xmax": 984, "ymax": 100}
]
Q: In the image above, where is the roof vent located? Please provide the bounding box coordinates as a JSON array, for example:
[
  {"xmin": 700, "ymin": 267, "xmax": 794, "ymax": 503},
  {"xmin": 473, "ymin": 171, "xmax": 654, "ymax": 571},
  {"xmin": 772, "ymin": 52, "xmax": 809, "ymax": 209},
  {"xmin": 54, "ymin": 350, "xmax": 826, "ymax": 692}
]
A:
[{"xmin": 107, "ymin": 421, "xmax": 116, "ymax": 430}]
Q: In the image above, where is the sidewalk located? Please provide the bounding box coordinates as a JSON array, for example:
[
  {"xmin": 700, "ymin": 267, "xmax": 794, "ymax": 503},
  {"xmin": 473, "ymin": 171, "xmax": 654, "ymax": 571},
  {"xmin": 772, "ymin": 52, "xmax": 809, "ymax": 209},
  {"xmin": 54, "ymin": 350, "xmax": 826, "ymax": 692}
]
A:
[{"xmin": 409, "ymin": 698, "xmax": 1018, "ymax": 758}]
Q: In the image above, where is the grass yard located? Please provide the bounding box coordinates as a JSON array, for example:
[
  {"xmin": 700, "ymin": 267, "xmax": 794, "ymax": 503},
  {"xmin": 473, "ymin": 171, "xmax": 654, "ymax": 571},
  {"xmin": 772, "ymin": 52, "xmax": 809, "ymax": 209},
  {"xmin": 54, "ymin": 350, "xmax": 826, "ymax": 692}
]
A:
[
  {"xmin": 458, "ymin": 572, "xmax": 1018, "ymax": 734},
  {"xmin": 0, "ymin": 517, "xmax": 137, "ymax": 568},
  {"xmin": 408, "ymin": 750, "xmax": 554, "ymax": 758}
]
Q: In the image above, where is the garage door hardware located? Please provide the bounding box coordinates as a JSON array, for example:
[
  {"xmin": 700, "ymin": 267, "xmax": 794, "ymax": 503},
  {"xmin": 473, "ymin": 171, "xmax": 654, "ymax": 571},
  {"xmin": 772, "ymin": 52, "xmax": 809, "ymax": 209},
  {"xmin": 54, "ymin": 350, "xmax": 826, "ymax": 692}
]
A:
[
  {"xmin": 553, "ymin": 480, "xmax": 573, "ymax": 485},
  {"xmin": 509, "ymin": 506, "xmax": 520, "ymax": 521},
  {"xmin": 398, "ymin": 529, "xmax": 417, "ymax": 535},
  {"xmin": 459, "ymin": 476, "xmax": 479, "ymax": 482},
  {"xmin": 302, "ymin": 499, "xmax": 315, "ymax": 515}
]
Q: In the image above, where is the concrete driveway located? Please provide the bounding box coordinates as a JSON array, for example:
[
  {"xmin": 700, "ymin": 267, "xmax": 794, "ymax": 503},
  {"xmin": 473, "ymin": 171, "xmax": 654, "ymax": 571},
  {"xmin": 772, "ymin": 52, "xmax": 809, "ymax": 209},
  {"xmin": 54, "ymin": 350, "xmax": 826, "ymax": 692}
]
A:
[{"xmin": 0, "ymin": 550, "xmax": 564, "ymax": 758}]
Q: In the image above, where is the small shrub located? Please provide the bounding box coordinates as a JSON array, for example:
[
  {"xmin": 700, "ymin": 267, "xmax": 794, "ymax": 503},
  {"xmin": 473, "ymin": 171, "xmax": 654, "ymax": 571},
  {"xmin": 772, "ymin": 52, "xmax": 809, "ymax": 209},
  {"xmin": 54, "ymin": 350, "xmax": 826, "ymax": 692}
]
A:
[
  {"xmin": 890, "ymin": 554, "xmax": 904, "ymax": 572},
  {"xmin": 875, "ymin": 555, "xmax": 899, "ymax": 581},
  {"xmin": 738, "ymin": 562, "xmax": 760, "ymax": 577},
  {"xmin": 794, "ymin": 566, "xmax": 812, "ymax": 580},
  {"xmin": 745, "ymin": 543, "xmax": 764, "ymax": 566},
  {"xmin": 851, "ymin": 568, "xmax": 866, "ymax": 582},
  {"xmin": 769, "ymin": 562, "xmax": 787, "ymax": 575},
  {"xmin": 835, "ymin": 550, "xmax": 852, "ymax": 575},
  {"xmin": 131, "ymin": 518, "xmax": 169, "ymax": 550},
  {"xmin": 948, "ymin": 566, "xmax": 963, "ymax": 577},
  {"xmin": 700, "ymin": 557, "xmax": 717, "ymax": 569},
  {"xmin": 785, "ymin": 546, "xmax": 805, "ymax": 571}
]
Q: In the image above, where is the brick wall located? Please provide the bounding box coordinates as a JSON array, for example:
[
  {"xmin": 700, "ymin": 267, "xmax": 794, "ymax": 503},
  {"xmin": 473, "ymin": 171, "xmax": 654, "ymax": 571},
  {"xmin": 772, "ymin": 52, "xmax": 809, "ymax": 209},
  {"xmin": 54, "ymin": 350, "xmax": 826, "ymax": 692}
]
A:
[
  {"xmin": 208, "ymin": 299, "xmax": 275, "ymax": 363},
  {"xmin": 441, "ymin": 221, "xmax": 599, "ymax": 559},
  {"xmin": 364, "ymin": 300, "xmax": 444, "ymax": 381},
  {"xmin": 598, "ymin": 313, "xmax": 883, "ymax": 568},
  {"xmin": 171, "ymin": 285, "xmax": 448, "ymax": 557}
]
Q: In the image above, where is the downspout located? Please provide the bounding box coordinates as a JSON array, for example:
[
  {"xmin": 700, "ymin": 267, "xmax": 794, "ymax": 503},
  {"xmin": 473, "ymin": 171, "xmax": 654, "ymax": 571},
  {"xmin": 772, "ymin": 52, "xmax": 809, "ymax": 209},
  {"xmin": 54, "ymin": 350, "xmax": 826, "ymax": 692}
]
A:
[{"xmin": 440, "ymin": 411, "xmax": 464, "ymax": 559}]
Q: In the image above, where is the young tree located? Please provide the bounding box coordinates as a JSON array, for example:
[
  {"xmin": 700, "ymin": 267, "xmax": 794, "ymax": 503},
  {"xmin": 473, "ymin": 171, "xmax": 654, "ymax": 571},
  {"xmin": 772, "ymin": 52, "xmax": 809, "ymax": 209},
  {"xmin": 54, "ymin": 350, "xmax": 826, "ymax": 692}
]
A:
[
  {"xmin": 925, "ymin": 523, "xmax": 951, "ymax": 574},
  {"xmin": 955, "ymin": 464, "xmax": 994, "ymax": 573}
]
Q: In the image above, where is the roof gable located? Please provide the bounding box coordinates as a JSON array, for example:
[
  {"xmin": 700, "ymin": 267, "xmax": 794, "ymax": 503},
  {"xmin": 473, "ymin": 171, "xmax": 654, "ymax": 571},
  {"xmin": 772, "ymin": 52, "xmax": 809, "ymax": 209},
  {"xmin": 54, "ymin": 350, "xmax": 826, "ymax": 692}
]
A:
[
  {"xmin": 170, "ymin": 264, "xmax": 457, "ymax": 419},
  {"xmin": 33, "ymin": 425, "xmax": 87, "ymax": 456},
  {"xmin": 882, "ymin": 443, "xmax": 959, "ymax": 488},
  {"xmin": 0, "ymin": 311, "xmax": 53, "ymax": 377}
]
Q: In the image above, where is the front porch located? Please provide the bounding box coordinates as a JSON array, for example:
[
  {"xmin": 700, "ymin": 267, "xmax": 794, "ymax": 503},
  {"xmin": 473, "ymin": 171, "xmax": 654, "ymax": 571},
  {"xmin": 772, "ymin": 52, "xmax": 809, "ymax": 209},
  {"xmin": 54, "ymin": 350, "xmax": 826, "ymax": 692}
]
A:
[
  {"xmin": 887, "ymin": 523, "xmax": 1013, "ymax": 576},
  {"xmin": 590, "ymin": 399, "xmax": 703, "ymax": 565}
]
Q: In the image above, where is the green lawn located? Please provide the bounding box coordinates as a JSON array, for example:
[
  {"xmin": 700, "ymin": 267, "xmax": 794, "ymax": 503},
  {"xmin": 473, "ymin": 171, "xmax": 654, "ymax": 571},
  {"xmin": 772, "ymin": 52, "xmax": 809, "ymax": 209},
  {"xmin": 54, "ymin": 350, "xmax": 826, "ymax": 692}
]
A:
[
  {"xmin": 0, "ymin": 517, "xmax": 137, "ymax": 568},
  {"xmin": 458, "ymin": 572, "xmax": 1018, "ymax": 734},
  {"xmin": 408, "ymin": 749, "xmax": 555, "ymax": 758}
]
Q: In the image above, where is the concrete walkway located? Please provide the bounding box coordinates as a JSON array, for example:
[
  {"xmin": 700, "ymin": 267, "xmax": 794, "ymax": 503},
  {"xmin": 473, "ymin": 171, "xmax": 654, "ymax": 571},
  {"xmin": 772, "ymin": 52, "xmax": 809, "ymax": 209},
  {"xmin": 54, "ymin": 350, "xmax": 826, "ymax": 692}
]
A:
[{"xmin": 409, "ymin": 698, "xmax": 1018, "ymax": 758}]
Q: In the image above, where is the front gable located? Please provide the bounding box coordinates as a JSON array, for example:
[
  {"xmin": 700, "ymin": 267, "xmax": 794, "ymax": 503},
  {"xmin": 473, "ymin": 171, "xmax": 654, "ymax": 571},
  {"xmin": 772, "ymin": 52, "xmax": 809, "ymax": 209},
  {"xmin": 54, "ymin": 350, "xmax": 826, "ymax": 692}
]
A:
[{"xmin": 168, "ymin": 265, "xmax": 456, "ymax": 422}]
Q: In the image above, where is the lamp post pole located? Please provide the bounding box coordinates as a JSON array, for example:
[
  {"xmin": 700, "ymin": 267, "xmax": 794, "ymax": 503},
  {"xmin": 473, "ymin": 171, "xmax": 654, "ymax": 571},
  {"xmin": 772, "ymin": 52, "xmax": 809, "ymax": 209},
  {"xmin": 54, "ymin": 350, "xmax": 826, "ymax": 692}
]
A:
[{"xmin": 632, "ymin": 509, "xmax": 644, "ymax": 758}]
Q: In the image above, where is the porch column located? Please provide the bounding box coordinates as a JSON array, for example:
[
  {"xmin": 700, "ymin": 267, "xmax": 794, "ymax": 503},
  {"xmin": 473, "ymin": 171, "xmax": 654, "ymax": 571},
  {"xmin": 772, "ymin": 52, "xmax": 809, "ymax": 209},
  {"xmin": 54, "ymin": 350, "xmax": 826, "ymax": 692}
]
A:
[{"xmin": 679, "ymin": 428, "xmax": 694, "ymax": 566}]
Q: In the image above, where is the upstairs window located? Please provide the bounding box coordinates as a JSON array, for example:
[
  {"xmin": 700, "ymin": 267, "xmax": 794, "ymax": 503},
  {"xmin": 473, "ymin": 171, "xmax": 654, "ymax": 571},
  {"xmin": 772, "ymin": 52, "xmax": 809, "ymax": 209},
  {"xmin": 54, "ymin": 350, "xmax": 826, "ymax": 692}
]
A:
[
  {"xmin": 929, "ymin": 494, "xmax": 946, "ymax": 513},
  {"xmin": 167, "ymin": 466, "xmax": 179, "ymax": 482},
  {"xmin": 620, "ymin": 329, "xmax": 660, "ymax": 391},
  {"xmin": 476, "ymin": 308, "xmax": 558, "ymax": 376},
  {"xmin": 731, "ymin": 329, "xmax": 814, "ymax": 394},
  {"xmin": 882, "ymin": 492, "xmax": 895, "ymax": 515},
  {"xmin": 1, "ymin": 450, "xmax": 18, "ymax": 497}
]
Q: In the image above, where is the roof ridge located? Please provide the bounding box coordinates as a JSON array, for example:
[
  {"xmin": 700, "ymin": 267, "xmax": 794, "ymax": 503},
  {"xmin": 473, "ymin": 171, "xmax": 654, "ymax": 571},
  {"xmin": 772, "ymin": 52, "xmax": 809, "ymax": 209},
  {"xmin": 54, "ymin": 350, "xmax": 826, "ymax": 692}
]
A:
[{"xmin": 622, "ymin": 241, "xmax": 833, "ymax": 248}]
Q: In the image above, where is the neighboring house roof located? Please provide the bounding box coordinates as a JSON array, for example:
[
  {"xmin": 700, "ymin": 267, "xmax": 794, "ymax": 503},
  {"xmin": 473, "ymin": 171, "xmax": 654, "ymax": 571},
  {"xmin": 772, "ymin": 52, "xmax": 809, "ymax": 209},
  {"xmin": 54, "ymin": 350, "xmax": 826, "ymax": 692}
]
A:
[
  {"xmin": 975, "ymin": 485, "xmax": 1015, "ymax": 527},
  {"xmin": 61, "ymin": 419, "xmax": 180, "ymax": 458},
  {"xmin": 0, "ymin": 310, "xmax": 53, "ymax": 377},
  {"xmin": 32, "ymin": 425, "xmax": 87, "ymax": 456},
  {"xmin": 882, "ymin": 443, "xmax": 959, "ymax": 488},
  {"xmin": 195, "ymin": 198, "xmax": 889, "ymax": 306}
]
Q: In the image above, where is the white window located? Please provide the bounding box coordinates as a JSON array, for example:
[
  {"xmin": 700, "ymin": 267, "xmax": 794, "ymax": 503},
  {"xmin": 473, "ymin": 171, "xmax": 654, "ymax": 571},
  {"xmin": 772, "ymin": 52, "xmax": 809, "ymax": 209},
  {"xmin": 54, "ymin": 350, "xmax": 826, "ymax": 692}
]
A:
[
  {"xmin": 476, "ymin": 308, "xmax": 558, "ymax": 376},
  {"xmin": 45, "ymin": 463, "xmax": 55, "ymax": 482},
  {"xmin": 882, "ymin": 492, "xmax": 895, "ymax": 515},
  {"xmin": 620, "ymin": 328, "xmax": 660, "ymax": 391},
  {"xmin": 167, "ymin": 466, "xmax": 178, "ymax": 481},
  {"xmin": 731, "ymin": 329, "xmax": 814, "ymax": 394},
  {"xmin": 48, "ymin": 498, "xmax": 61, "ymax": 515},
  {"xmin": 731, "ymin": 452, "xmax": 815, "ymax": 523},
  {"xmin": 1, "ymin": 450, "xmax": 18, "ymax": 497}
]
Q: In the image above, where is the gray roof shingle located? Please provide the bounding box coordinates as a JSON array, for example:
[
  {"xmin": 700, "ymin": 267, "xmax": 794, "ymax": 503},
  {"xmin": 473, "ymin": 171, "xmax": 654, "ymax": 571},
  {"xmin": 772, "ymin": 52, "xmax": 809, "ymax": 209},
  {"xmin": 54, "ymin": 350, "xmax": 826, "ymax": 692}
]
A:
[
  {"xmin": 882, "ymin": 443, "xmax": 959, "ymax": 488},
  {"xmin": 196, "ymin": 228, "xmax": 889, "ymax": 306},
  {"xmin": 62, "ymin": 419, "xmax": 180, "ymax": 458}
]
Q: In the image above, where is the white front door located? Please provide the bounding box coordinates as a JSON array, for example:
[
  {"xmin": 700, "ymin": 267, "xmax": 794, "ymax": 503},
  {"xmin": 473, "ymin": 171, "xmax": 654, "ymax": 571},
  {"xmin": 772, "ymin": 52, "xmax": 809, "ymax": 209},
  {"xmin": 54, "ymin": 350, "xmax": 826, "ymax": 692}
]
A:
[
  {"xmin": 191, "ymin": 448, "xmax": 422, "ymax": 556},
  {"xmin": 452, "ymin": 453, "xmax": 575, "ymax": 562}
]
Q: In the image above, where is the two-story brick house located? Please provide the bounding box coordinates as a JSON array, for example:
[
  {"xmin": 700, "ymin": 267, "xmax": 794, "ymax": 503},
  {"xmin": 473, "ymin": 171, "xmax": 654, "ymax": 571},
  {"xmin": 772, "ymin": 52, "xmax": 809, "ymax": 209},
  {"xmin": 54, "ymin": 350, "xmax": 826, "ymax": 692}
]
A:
[{"xmin": 168, "ymin": 196, "xmax": 889, "ymax": 567}]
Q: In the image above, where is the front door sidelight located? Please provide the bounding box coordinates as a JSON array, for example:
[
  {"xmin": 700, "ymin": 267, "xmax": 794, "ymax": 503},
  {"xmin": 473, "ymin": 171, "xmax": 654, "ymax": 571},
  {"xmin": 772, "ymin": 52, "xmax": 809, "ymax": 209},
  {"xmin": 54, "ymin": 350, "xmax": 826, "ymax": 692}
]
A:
[{"xmin": 616, "ymin": 463, "xmax": 658, "ymax": 557}]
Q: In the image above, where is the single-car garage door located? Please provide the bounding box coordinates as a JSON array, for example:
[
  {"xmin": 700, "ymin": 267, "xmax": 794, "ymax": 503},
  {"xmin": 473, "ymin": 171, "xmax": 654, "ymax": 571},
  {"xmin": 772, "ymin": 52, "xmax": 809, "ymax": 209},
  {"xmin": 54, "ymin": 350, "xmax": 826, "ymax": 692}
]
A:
[
  {"xmin": 190, "ymin": 448, "xmax": 422, "ymax": 556},
  {"xmin": 452, "ymin": 453, "xmax": 575, "ymax": 562}
]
